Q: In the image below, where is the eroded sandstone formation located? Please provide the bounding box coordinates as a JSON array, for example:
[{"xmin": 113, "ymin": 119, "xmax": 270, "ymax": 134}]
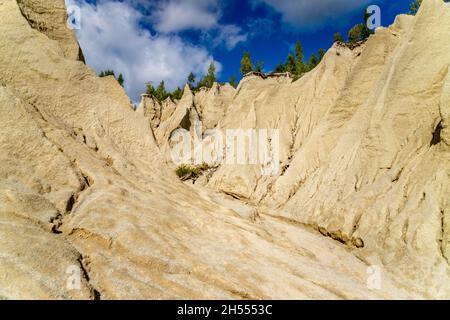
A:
[{"xmin": 1, "ymin": 0, "xmax": 449, "ymax": 299}]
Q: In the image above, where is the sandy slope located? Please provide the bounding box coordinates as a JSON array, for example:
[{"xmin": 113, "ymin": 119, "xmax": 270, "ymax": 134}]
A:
[{"xmin": 0, "ymin": 0, "xmax": 449, "ymax": 299}]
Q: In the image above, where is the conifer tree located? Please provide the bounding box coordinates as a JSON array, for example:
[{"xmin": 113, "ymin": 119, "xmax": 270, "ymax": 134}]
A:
[
  {"xmin": 240, "ymin": 51, "xmax": 254, "ymax": 75},
  {"xmin": 154, "ymin": 80, "xmax": 167, "ymax": 102},
  {"xmin": 229, "ymin": 75, "xmax": 237, "ymax": 88},
  {"xmin": 187, "ymin": 72, "xmax": 196, "ymax": 89},
  {"xmin": 204, "ymin": 62, "xmax": 216, "ymax": 88},
  {"xmin": 333, "ymin": 32, "xmax": 344, "ymax": 43},
  {"xmin": 308, "ymin": 54, "xmax": 318, "ymax": 70},
  {"xmin": 117, "ymin": 73, "xmax": 124, "ymax": 87},
  {"xmin": 285, "ymin": 54, "xmax": 296, "ymax": 74},
  {"xmin": 295, "ymin": 40, "xmax": 304, "ymax": 64},
  {"xmin": 409, "ymin": 0, "xmax": 422, "ymax": 15},
  {"xmin": 145, "ymin": 82, "xmax": 155, "ymax": 96},
  {"xmin": 274, "ymin": 63, "xmax": 286, "ymax": 73},
  {"xmin": 255, "ymin": 61, "xmax": 264, "ymax": 73},
  {"xmin": 170, "ymin": 87, "xmax": 183, "ymax": 100},
  {"xmin": 318, "ymin": 48, "xmax": 326, "ymax": 62}
]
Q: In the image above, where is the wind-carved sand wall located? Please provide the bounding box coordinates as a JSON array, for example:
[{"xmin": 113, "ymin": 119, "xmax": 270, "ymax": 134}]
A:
[
  {"xmin": 0, "ymin": 0, "xmax": 449, "ymax": 299},
  {"xmin": 145, "ymin": 0, "xmax": 450, "ymax": 298}
]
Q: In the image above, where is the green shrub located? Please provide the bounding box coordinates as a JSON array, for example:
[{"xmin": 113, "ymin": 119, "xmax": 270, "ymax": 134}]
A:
[
  {"xmin": 175, "ymin": 165, "xmax": 202, "ymax": 181},
  {"xmin": 175, "ymin": 163, "xmax": 215, "ymax": 182}
]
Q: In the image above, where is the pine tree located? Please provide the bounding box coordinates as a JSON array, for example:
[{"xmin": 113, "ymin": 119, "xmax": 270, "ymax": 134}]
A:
[
  {"xmin": 205, "ymin": 62, "xmax": 216, "ymax": 88},
  {"xmin": 154, "ymin": 81, "xmax": 167, "ymax": 102},
  {"xmin": 347, "ymin": 24, "xmax": 366, "ymax": 43},
  {"xmin": 197, "ymin": 62, "xmax": 216, "ymax": 89},
  {"xmin": 99, "ymin": 70, "xmax": 115, "ymax": 77},
  {"xmin": 145, "ymin": 82, "xmax": 155, "ymax": 96},
  {"xmin": 187, "ymin": 72, "xmax": 196, "ymax": 88},
  {"xmin": 240, "ymin": 51, "xmax": 253, "ymax": 76},
  {"xmin": 308, "ymin": 54, "xmax": 318, "ymax": 70},
  {"xmin": 255, "ymin": 61, "xmax": 264, "ymax": 73},
  {"xmin": 229, "ymin": 75, "xmax": 237, "ymax": 88},
  {"xmin": 293, "ymin": 40, "xmax": 306, "ymax": 76},
  {"xmin": 409, "ymin": 0, "xmax": 422, "ymax": 15},
  {"xmin": 117, "ymin": 73, "xmax": 124, "ymax": 87},
  {"xmin": 318, "ymin": 48, "xmax": 326, "ymax": 62},
  {"xmin": 347, "ymin": 8, "xmax": 373, "ymax": 44},
  {"xmin": 295, "ymin": 40, "xmax": 304, "ymax": 64},
  {"xmin": 99, "ymin": 70, "xmax": 124, "ymax": 87},
  {"xmin": 274, "ymin": 63, "xmax": 286, "ymax": 73},
  {"xmin": 333, "ymin": 32, "xmax": 344, "ymax": 43},
  {"xmin": 285, "ymin": 54, "xmax": 296, "ymax": 74},
  {"xmin": 170, "ymin": 87, "xmax": 183, "ymax": 100},
  {"xmin": 362, "ymin": 10, "xmax": 373, "ymax": 39}
]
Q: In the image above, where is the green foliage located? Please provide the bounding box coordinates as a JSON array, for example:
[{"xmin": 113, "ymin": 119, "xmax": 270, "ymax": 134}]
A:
[
  {"xmin": 409, "ymin": 0, "xmax": 422, "ymax": 15},
  {"xmin": 333, "ymin": 32, "xmax": 344, "ymax": 43},
  {"xmin": 99, "ymin": 69, "xmax": 115, "ymax": 77},
  {"xmin": 307, "ymin": 53, "xmax": 319, "ymax": 70},
  {"xmin": 347, "ymin": 9, "xmax": 373, "ymax": 44},
  {"xmin": 146, "ymin": 81, "xmax": 183, "ymax": 102},
  {"xmin": 407, "ymin": 0, "xmax": 448, "ymax": 15},
  {"xmin": 271, "ymin": 39, "xmax": 323, "ymax": 77},
  {"xmin": 295, "ymin": 40, "xmax": 304, "ymax": 64},
  {"xmin": 176, "ymin": 165, "xmax": 202, "ymax": 181},
  {"xmin": 318, "ymin": 48, "xmax": 326, "ymax": 62},
  {"xmin": 145, "ymin": 82, "xmax": 155, "ymax": 96},
  {"xmin": 285, "ymin": 53, "xmax": 296, "ymax": 74},
  {"xmin": 362, "ymin": 10, "xmax": 373, "ymax": 39},
  {"xmin": 154, "ymin": 81, "xmax": 168, "ymax": 102},
  {"xmin": 240, "ymin": 51, "xmax": 254, "ymax": 75},
  {"xmin": 196, "ymin": 62, "xmax": 217, "ymax": 89},
  {"xmin": 187, "ymin": 72, "xmax": 196, "ymax": 88},
  {"xmin": 205, "ymin": 62, "xmax": 217, "ymax": 88},
  {"xmin": 293, "ymin": 40, "xmax": 308, "ymax": 75},
  {"xmin": 268, "ymin": 39, "xmax": 324, "ymax": 79},
  {"xmin": 145, "ymin": 63, "xmax": 216, "ymax": 102},
  {"xmin": 99, "ymin": 69, "xmax": 124, "ymax": 87},
  {"xmin": 117, "ymin": 73, "xmax": 124, "ymax": 87},
  {"xmin": 347, "ymin": 24, "xmax": 367, "ymax": 43},
  {"xmin": 175, "ymin": 163, "xmax": 214, "ymax": 182},
  {"xmin": 170, "ymin": 87, "xmax": 184, "ymax": 100},
  {"xmin": 274, "ymin": 62, "xmax": 286, "ymax": 73},
  {"xmin": 294, "ymin": 61, "xmax": 304, "ymax": 75},
  {"xmin": 229, "ymin": 75, "xmax": 238, "ymax": 88},
  {"xmin": 255, "ymin": 61, "xmax": 264, "ymax": 73}
]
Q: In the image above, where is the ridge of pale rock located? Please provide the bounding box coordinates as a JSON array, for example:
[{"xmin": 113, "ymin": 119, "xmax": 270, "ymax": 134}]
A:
[
  {"xmin": 153, "ymin": 0, "xmax": 450, "ymax": 297},
  {"xmin": 16, "ymin": 0, "xmax": 85, "ymax": 61},
  {"xmin": 1, "ymin": 0, "xmax": 449, "ymax": 299},
  {"xmin": 2, "ymin": 0, "xmax": 400, "ymax": 299}
]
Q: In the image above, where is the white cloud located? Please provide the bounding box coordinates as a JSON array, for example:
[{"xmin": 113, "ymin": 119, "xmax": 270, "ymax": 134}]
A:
[
  {"xmin": 151, "ymin": 0, "xmax": 220, "ymax": 33},
  {"xmin": 66, "ymin": 0, "xmax": 221, "ymax": 103},
  {"xmin": 149, "ymin": 0, "xmax": 247, "ymax": 50},
  {"xmin": 253, "ymin": 0, "xmax": 372, "ymax": 30},
  {"xmin": 246, "ymin": 17, "xmax": 276, "ymax": 38},
  {"xmin": 213, "ymin": 25, "xmax": 248, "ymax": 51}
]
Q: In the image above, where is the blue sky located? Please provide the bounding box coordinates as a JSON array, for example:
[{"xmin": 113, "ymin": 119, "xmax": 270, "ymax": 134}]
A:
[{"xmin": 66, "ymin": 0, "xmax": 413, "ymax": 102}]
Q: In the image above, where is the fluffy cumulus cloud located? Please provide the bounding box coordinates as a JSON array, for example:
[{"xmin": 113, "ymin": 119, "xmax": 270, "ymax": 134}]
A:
[
  {"xmin": 65, "ymin": 0, "xmax": 221, "ymax": 103},
  {"xmin": 246, "ymin": 17, "xmax": 276, "ymax": 38},
  {"xmin": 212, "ymin": 25, "xmax": 248, "ymax": 50},
  {"xmin": 150, "ymin": 0, "xmax": 220, "ymax": 33},
  {"xmin": 253, "ymin": 0, "xmax": 372, "ymax": 30},
  {"xmin": 149, "ymin": 0, "xmax": 247, "ymax": 50}
]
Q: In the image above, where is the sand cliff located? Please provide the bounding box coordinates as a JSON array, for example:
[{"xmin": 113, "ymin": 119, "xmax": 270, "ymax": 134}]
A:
[{"xmin": 1, "ymin": 0, "xmax": 449, "ymax": 299}]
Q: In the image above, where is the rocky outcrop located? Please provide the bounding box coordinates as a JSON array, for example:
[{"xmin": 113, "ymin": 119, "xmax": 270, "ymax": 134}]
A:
[
  {"xmin": 152, "ymin": 0, "xmax": 450, "ymax": 298},
  {"xmin": 193, "ymin": 83, "xmax": 236, "ymax": 130},
  {"xmin": 137, "ymin": 94, "xmax": 163, "ymax": 130},
  {"xmin": 16, "ymin": 0, "xmax": 85, "ymax": 61},
  {"xmin": 1, "ymin": 0, "xmax": 449, "ymax": 299}
]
